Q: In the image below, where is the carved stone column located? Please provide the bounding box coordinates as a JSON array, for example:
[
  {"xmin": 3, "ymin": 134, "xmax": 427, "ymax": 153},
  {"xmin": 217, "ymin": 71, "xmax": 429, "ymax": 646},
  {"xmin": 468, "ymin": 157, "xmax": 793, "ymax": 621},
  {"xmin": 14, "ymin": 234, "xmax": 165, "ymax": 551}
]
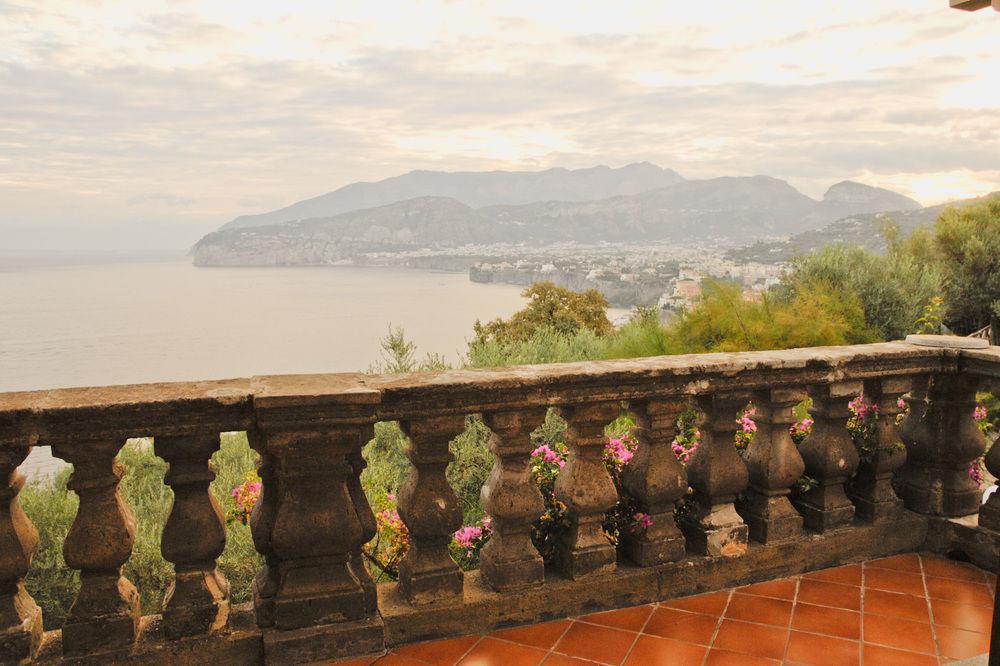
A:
[
  {"xmin": 792, "ymin": 382, "xmax": 860, "ymax": 532},
  {"xmin": 847, "ymin": 377, "xmax": 908, "ymax": 522},
  {"xmin": 347, "ymin": 429, "xmax": 378, "ymax": 615},
  {"xmin": 154, "ymin": 434, "xmax": 229, "ymax": 639},
  {"xmin": 620, "ymin": 399, "xmax": 688, "ymax": 565},
  {"xmin": 248, "ymin": 428, "xmax": 280, "ymax": 629},
  {"xmin": 51, "ymin": 439, "xmax": 140, "ymax": 657},
  {"xmin": 251, "ymin": 377, "xmax": 385, "ymax": 662},
  {"xmin": 0, "ymin": 447, "xmax": 42, "ymax": 663},
  {"xmin": 899, "ymin": 373, "xmax": 987, "ymax": 516},
  {"xmin": 681, "ymin": 393, "xmax": 750, "ymax": 557},
  {"xmin": 737, "ymin": 388, "xmax": 806, "ymax": 544},
  {"xmin": 397, "ymin": 414, "xmax": 467, "ymax": 604},
  {"xmin": 979, "ymin": 410, "xmax": 1000, "ymax": 531},
  {"xmin": 263, "ymin": 423, "xmax": 373, "ymax": 629},
  {"xmin": 479, "ymin": 408, "xmax": 548, "ymax": 591},
  {"xmin": 554, "ymin": 402, "xmax": 621, "ymax": 578}
]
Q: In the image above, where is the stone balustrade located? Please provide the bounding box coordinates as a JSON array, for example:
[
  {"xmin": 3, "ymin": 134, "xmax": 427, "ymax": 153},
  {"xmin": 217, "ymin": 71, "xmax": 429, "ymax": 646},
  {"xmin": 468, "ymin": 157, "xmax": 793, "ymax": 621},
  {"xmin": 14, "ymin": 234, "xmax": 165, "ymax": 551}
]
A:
[{"xmin": 0, "ymin": 340, "xmax": 998, "ymax": 664}]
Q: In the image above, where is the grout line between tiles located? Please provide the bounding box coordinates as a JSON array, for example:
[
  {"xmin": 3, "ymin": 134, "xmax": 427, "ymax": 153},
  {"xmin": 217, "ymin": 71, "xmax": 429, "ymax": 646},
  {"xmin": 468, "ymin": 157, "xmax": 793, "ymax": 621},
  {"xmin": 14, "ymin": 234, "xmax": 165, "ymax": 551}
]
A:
[
  {"xmin": 781, "ymin": 575, "xmax": 801, "ymax": 664},
  {"xmin": 919, "ymin": 553, "xmax": 942, "ymax": 663},
  {"xmin": 860, "ymin": 557, "xmax": 866, "ymax": 666},
  {"xmin": 615, "ymin": 604, "xmax": 657, "ymax": 666},
  {"xmin": 699, "ymin": 587, "xmax": 733, "ymax": 666}
]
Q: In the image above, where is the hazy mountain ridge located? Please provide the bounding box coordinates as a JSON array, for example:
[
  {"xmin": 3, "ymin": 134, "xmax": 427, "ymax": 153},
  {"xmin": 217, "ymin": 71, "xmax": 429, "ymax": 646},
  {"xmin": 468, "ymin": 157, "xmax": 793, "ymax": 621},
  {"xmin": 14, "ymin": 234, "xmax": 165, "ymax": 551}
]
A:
[
  {"xmin": 221, "ymin": 162, "xmax": 684, "ymax": 231},
  {"xmin": 728, "ymin": 191, "xmax": 999, "ymax": 264},
  {"xmin": 193, "ymin": 171, "xmax": 922, "ymax": 267}
]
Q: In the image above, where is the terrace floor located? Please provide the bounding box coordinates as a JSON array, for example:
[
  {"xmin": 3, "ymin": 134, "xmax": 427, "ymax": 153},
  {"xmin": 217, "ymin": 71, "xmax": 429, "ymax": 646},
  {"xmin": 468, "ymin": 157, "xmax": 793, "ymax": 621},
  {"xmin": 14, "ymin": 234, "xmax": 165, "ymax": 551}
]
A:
[{"xmin": 333, "ymin": 552, "xmax": 996, "ymax": 666}]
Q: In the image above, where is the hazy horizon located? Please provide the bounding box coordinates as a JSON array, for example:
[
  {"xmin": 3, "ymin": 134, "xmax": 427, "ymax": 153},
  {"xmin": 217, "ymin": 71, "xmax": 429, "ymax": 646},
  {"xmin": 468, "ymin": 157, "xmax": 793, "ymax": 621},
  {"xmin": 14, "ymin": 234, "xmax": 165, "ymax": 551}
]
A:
[{"xmin": 2, "ymin": 1, "xmax": 999, "ymax": 251}]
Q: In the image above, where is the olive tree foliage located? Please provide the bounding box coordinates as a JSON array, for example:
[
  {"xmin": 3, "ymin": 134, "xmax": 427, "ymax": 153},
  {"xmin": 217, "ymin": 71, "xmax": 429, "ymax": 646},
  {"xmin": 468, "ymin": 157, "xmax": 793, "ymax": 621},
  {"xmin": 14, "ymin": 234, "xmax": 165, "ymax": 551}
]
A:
[
  {"xmin": 665, "ymin": 279, "xmax": 876, "ymax": 353},
  {"xmin": 931, "ymin": 196, "xmax": 1000, "ymax": 334},
  {"xmin": 779, "ymin": 241, "xmax": 941, "ymax": 341},
  {"xmin": 473, "ymin": 281, "xmax": 613, "ymax": 344}
]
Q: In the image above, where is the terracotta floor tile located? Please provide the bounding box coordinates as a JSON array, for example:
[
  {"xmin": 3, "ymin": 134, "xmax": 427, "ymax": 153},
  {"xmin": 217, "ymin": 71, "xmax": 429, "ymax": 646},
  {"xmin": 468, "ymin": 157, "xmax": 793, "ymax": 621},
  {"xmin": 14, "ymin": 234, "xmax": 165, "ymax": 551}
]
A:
[
  {"xmin": 861, "ymin": 644, "xmax": 938, "ymax": 666},
  {"xmin": 725, "ymin": 593, "xmax": 793, "ymax": 627},
  {"xmin": 738, "ymin": 577, "xmax": 798, "ymax": 600},
  {"xmin": 930, "ymin": 597, "xmax": 994, "ymax": 634},
  {"xmin": 863, "ymin": 567, "xmax": 926, "ymax": 597},
  {"xmin": 862, "ymin": 588, "xmax": 930, "ymax": 623},
  {"xmin": 540, "ymin": 655, "xmax": 592, "ymax": 665},
  {"xmin": 394, "ymin": 635, "xmax": 481, "ymax": 665},
  {"xmin": 802, "ymin": 564, "xmax": 862, "ymax": 587},
  {"xmin": 785, "ymin": 630, "xmax": 860, "ymax": 666},
  {"xmin": 642, "ymin": 606, "xmax": 720, "ymax": 646},
  {"xmin": 861, "ymin": 614, "xmax": 935, "ymax": 655},
  {"xmin": 457, "ymin": 637, "xmax": 547, "ymax": 666},
  {"xmin": 864, "ymin": 553, "xmax": 922, "ymax": 574},
  {"xmin": 921, "ymin": 556, "xmax": 988, "ymax": 583},
  {"xmin": 623, "ymin": 634, "xmax": 706, "ymax": 666},
  {"xmin": 490, "ymin": 619, "xmax": 572, "ymax": 651},
  {"xmin": 925, "ymin": 576, "xmax": 994, "ymax": 607},
  {"xmin": 552, "ymin": 621, "xmax": 637, "ymax": 665},
  {"xmin": 796, "ymin": 579, "xmax": 861, "ymax": 611},
  {"xmin": 936, "ymin": 625, "xmax": 990, "ymax": 661},
  {"xmin": 375, "ymin": 655, "xmax": 438, "ymax": 666},
  {"xmin": 579, "ymin": 604, "xmax": 654, "ymax": 632},
  {"xmin": 704, "ymin": 648, "xmax": 780, "ymax": 665},
  {"xmin": 661, "ymin": 590, "xmax": 730, "ymax": 616},
  {"xmin": 790, "ymin": 602, "xmax": 860, "ymax": 640},
  {"xmin": 711, "ymin": 618, "xmax": 789, "ymax": 661}
]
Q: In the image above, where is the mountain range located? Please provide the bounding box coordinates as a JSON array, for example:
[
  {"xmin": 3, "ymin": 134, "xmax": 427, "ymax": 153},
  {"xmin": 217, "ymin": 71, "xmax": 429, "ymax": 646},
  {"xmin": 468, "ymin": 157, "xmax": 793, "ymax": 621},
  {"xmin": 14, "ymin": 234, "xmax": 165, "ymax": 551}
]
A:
[
  {"xmin": 192, "ymin": 163, "xmax": 922, "ymax": 266},
  {"xmin": 728, "ymin": 191, "xmax": 1000, "ymax": 264}
]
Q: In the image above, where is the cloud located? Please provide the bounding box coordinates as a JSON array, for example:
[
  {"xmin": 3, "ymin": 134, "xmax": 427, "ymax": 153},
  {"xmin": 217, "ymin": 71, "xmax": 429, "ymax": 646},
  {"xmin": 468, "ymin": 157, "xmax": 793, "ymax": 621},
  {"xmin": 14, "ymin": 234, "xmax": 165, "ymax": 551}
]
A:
[{"xmin": 0, "ymin": 0, "xmax": 998, "ymax": 247}]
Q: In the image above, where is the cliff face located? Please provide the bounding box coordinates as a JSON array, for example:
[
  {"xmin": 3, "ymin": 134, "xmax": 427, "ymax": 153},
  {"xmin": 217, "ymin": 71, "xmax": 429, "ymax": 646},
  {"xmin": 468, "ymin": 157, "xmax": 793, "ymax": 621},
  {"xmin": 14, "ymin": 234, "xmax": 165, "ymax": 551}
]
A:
[{"xmin": 220, "ymin": 162, "xmax": 683, "ymax": 231}]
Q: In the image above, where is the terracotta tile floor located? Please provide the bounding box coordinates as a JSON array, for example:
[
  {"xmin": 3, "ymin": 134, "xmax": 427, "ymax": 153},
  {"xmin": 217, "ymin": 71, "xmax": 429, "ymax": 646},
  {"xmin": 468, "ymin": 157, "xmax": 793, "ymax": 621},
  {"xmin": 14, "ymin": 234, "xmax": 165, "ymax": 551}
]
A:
[{"xmin": 333, "ymin": 552, "xmax": 996, "ymax": 665}]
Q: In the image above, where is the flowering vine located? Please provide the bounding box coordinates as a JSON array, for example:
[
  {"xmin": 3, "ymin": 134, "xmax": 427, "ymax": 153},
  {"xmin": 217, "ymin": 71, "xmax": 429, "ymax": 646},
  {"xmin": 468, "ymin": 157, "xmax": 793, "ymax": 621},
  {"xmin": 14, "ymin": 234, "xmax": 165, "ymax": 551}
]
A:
[{"xmin": 226, "ymin": 473, "xmax": 262, "ymax": 525}]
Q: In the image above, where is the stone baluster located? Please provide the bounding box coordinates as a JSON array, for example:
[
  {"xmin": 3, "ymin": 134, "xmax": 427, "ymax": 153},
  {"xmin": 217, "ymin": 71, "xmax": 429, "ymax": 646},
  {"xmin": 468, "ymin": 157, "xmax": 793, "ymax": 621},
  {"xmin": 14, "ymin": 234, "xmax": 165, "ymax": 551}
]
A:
[
  {"xmin": 51, "ymin": 439, "xmax": 140, "ymax": 657},
  {"xmin": 979, "ymin": 397, "xmax": 1000, "ymax": 531},
  {"xmin": 258, "ymin": 423, "xmax": 375, "ymax": 630},
  {"xmin": 154, "ymin": 434, "xmax": 229, "ymax": 639},
  {"xmin": 479, "ymin": 408, "xmax": 548, "ymax": 591},
  {"xmin": 248, "ymin": 428, "xmax": 280, "ymax": 629},
  {"xmin": 847, "ymin": 378, "xmax": 908, "ymax": 521},
  {"xmin": 554, "ymin": 402, "xmax": 621, "ymax": 578},
  {"xmin": 397, "ymin": 415, "xmax": 468, "ymax": 604},
  {"xmin": 347, "ymin": 430, "xmax": 378, "ymax": 614},
  {"xmin": 737, "ymin": 389, "xmax": 806, "ymax": 544},
  {"xmin": 0, "ymin": 447, "xmax": 42, "ymax": 663},
  {"xmin": 899, "ymin": 373, "xmax": 987, "ymax": 516},
  {"xmin": 681, "ymin": 393, "xmax": 750, "ymax": 557},
  {"xmin": 792, "ymin": 382, "xmax": 861, "ymax": 532},
  {"xmin": 620, "ymin": 399, "xmax": 688, "ymax": 565}
]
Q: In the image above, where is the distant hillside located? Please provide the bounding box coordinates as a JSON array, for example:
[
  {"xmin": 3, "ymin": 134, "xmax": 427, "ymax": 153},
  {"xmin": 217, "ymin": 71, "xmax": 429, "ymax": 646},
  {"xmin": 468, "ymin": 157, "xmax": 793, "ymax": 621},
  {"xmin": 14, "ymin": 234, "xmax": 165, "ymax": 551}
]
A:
[
  {"xmin": 193, "ymin": 176, "xmax": 922, "ymax": 266},
  {"xmin": 727, "ymin": 192, "xmax": 998, "ymax": 264},
  {"xmin": 221, "ymin": 162, "xmax": 683, "ymax": 231}
]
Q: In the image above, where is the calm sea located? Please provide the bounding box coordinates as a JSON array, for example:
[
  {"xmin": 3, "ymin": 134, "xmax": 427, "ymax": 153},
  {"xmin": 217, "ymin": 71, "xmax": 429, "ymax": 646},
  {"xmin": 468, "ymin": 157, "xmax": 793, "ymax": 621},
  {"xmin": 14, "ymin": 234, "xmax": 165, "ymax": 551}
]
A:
[{"xmin": 0, "ymin": 257, "xmax": 532, "ymax": 478}]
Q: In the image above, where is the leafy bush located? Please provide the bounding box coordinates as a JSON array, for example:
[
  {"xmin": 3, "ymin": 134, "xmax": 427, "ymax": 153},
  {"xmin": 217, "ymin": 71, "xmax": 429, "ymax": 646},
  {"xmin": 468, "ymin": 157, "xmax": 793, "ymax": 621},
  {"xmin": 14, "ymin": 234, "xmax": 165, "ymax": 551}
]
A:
[{"xmin": 782, "ymin": 244, "xmax": 941, "ymax": 341}]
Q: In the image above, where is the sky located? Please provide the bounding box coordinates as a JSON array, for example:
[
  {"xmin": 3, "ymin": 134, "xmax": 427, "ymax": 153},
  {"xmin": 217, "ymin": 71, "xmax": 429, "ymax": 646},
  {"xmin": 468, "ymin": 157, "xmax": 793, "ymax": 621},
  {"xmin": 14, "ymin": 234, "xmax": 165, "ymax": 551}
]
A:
[{"xmin": 1, "ymin": 0, "xmax": 998, "ymax": 251}]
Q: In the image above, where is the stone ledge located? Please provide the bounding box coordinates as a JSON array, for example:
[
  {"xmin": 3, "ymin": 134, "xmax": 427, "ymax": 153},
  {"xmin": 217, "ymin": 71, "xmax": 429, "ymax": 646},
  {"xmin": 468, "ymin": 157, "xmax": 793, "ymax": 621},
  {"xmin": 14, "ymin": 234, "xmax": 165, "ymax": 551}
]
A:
[
  {"xmin": 925, "ymin": 513, "xmax": 1000, "ymax": 571},
  {"xmin": 377, "ymin": 511, "xmax": 929, "ymax": 647},
  {"xmin": 22, "ymin": 513, "xmax": 930, "ymax": 664}
]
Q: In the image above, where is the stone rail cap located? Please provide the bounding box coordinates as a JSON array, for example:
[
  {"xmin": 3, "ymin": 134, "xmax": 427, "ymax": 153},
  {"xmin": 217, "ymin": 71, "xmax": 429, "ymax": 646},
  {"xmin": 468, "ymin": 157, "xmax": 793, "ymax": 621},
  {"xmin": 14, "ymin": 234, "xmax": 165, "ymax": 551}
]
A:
[{"xmin": 905, "ymin": 334, "xmax": 988, "ymax": 349}]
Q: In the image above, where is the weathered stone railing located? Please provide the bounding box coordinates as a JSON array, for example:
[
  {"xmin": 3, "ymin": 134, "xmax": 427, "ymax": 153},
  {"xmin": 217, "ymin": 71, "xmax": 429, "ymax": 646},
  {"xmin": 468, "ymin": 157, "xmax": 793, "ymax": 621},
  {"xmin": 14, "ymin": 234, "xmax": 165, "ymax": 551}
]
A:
[{"xmin": 1, "ymin": 340, "xmax": 998, "ymax": 664}]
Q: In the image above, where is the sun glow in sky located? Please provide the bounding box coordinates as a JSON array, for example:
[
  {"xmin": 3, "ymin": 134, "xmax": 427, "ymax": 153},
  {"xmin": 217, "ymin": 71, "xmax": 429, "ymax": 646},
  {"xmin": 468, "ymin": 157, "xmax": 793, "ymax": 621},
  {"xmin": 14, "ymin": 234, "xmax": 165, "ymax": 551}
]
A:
[{"xmin": 1, "ymin": 0, "xmax": 998, "ymax": 248}]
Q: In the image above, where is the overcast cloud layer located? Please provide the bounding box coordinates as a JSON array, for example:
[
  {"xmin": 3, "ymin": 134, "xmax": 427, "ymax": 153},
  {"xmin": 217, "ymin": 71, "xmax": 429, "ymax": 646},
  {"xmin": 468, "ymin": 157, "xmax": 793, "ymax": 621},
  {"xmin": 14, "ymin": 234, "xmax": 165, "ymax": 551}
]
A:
[{"xmin": 1, "ymin": 1, "xmax": 998, "ymax": 250}]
